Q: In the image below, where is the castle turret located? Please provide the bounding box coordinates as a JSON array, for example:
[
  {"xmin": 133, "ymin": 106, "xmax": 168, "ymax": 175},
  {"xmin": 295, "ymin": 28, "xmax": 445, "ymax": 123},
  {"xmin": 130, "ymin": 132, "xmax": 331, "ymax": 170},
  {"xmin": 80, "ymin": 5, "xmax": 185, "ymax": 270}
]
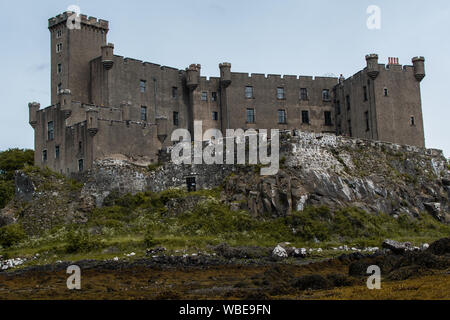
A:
[
  {"xmin": 102, "ymin": 43, "xmax": 114, "ymax": 70},
  {"xmin": 86, "ymin": 107, "xmax": 99, "ymax": 136},
  {"xmin": 156, "ymin": 117, "xmax": 168, "ymax": 145},
  {"xmin": 58, "ymin": 89, "xmax": 72, "ymax": 119},
  {"xmin": 365, "ymin": 54, "xmax": 380, "ymax": 80},
  {"xmin": 28, "ymin": 102, "xmax": 40, "ymax": 128},
  {"xmin": 412, "ymin": 57, "xmax": 425, "ymax": 82},
  {"xmin": 219, "ymin": 62, "xmax": 232, "ymax": 87},
  {"xmin": 186, "ymin": 64, "xmax": 201, "ymax": 90}
]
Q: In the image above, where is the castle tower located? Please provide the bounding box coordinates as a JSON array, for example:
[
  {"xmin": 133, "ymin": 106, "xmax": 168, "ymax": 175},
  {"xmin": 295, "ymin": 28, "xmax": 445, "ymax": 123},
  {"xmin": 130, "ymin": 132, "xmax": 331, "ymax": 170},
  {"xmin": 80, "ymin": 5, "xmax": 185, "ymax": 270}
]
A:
[
  {"xmin": 219, "ymin": 63, "xmax": 232, "ymax": 131},
  {"xmin": 412, "ymin": 57, "xmax": 426, "ymax": 82},
  {"xmin": 365, "ymin": 54, "xmax": 380, "ymax": 80},
  {"xmin": 48, "ymin": 12, "xmax": 109, "ymax": 105}
]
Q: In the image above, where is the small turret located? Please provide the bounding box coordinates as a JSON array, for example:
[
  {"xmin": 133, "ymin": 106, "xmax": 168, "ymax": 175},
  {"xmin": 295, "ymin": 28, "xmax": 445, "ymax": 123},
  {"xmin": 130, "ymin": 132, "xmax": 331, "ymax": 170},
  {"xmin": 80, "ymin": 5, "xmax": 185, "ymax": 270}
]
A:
[
  {"xmin": 102, "ymin": 43, "xmax": 114, "ymax": 70},
  {"xmin": 156, "ymin": 116, "xmax": 168, "ymax": 145},
  {"xmin": 365, "ymin": 54, "xmax": 380, "ymax": 80},
  {"xmin": 28, "ymin": 102, "xmax": 40, "ymax": 129},
  {"xmin": 219, "ymin": 62, "xmax": 232, "ymax": 87},
  {"xmin": 412, "ymin": 57, "xmax": 425, "ymax": 82},
  {"xmin": 186, "ymin": 64, "xmax": 201, "ymax": 90},
  {"xmin": 58, "ymin": 89, "xmax": 72, "ymax": 119},
  {"xmin": 86, "ymin": 107, "xmax": 99, "ymax": 136}
]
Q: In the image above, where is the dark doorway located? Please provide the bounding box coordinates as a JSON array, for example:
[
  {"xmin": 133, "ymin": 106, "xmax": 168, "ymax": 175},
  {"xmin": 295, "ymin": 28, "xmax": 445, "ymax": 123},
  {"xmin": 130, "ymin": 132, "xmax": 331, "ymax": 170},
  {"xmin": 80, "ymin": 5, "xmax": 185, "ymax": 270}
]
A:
[{"xmin": 186, "ymin": 177, "xmax": 196, "ymax": 192}]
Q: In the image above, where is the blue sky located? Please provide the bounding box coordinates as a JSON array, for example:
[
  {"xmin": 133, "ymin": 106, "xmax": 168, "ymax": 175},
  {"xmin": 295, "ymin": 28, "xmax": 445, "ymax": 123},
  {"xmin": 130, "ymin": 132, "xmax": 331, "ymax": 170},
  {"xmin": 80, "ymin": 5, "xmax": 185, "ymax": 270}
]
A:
[{"xmin": 0, "ymin": 0, "xmax": 449, "ymax": 156}]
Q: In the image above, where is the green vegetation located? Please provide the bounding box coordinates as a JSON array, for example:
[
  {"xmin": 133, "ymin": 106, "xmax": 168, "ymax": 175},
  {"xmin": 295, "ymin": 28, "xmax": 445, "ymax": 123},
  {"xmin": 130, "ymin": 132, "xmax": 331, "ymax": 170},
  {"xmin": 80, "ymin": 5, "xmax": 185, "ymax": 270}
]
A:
[
  {"xmin": 2, "ymin": 186, "xmax": 449, "ymax": 263},
  {"xmin": 0, "ymin": 149, "xmax": 34, "ymax": 209}
]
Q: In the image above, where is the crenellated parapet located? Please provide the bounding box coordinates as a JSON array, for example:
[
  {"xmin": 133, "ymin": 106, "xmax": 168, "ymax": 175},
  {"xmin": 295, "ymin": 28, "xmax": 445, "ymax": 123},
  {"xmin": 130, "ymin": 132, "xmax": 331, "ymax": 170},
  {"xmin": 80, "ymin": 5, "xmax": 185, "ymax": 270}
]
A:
[
  {"xmin": 48, "ymin": 12, "xmax": 109, "ymax": 31},
  {"xmin": 186, "ymin": 64, "xmax": 201, "ymax": 90}
]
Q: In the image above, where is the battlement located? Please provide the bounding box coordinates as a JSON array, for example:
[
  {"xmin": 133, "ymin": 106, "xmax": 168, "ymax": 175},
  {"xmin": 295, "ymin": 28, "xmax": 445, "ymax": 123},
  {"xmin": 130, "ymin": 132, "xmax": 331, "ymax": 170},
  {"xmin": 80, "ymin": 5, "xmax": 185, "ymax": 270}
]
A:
[{"xmin": 48, "ymin": 12, "xmax": 109, "ymax": 30}]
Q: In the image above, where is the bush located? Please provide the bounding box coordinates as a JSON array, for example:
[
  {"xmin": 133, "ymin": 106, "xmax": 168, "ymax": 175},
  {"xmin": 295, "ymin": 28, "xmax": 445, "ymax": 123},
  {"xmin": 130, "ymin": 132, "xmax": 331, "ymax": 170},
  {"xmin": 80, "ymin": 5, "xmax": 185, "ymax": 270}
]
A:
[
  {"xmin": 0, "ymin": 180, "xmax": 14, "ymax": 209},
  {"xmin": 143, "ymin": 229, "xmax": 158, "ymax": 248},
  {"xmin": 0, "ymin": 149, "xmax": 34, "ymax": 180},
  {"xmin": 0, "ymin": 224, "xmax": 27, "ymax": 248},
  {"xmin": 65, "ymin": 228, "xmax": 100, "ymax": 253}
]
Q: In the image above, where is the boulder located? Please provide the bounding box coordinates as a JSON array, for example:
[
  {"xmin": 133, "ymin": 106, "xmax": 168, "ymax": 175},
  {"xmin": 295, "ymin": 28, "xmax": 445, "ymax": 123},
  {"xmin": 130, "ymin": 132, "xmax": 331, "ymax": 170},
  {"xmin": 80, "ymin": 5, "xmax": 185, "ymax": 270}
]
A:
[
  {"xmin": 272, "ymin": 245, "xmax": 288, "ymax": 259},
  {"xmin": 382, "ymin": 239, "xmax": 412, "ymax": 254}
]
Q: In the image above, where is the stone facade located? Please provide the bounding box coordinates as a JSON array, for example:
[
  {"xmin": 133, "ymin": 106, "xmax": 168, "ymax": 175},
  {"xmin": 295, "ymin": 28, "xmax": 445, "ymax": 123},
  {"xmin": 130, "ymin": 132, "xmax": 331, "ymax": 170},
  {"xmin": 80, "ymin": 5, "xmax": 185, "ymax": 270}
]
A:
[{"xmin": 29, "ymin": 12, "xmax": 426, "ymax": 174}]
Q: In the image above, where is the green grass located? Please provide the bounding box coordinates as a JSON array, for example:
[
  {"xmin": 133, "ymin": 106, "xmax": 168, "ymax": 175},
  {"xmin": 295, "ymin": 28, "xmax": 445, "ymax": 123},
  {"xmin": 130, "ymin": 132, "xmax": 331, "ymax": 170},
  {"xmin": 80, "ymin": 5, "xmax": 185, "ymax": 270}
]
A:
[{"xmin": 2, "ymin": 188, "xmax": 449, "ymax": 265}]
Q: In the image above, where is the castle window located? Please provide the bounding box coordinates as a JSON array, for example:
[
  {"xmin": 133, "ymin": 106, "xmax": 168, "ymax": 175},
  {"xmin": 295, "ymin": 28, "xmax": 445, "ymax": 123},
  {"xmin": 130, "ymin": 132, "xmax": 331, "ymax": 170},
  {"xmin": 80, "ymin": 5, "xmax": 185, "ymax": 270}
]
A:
[
  {"xmin": 300, "ymin": 88, "xmax": 308, "ymax": 101},
  {"xmin": 245, "ymin": 86, "xmax": 254, "ymax": 99},
  {"xmin": 346, "ymin": 95, "xmax": 351, "ymax": 110},
  {"xmin": 57, "ymin": 63, "xmax": 62, "ymax": 74},
  {"xmin": 42, "ymin": 150, "xmax": 47, "ymax": 162},
  {"xmin": 78, "ymin": 141, "xmax": 83, "ymax": 153},
  {"xmin": 336, "ymin": 100, "xmax": 341, "ymax": 115},
  {"xmin": 201, "ymin": 92, "xmax": 208, "ymax": 101},
  {"xmin": 78, "ymin": 159, "xmax": 84, "ymax": 172},
  {"xmin": 47, "ymin": 121, "xmax": 54, "ymax": 141},
  {"xmin": 322, "ymin": 89, "xmax": 330, "ymax": 101},
  {"xmin": 277, "ymin": 87, "xmax": 285, "ymax": 100},
  {"xmin": 55, "ymin": 146, "xmax": 60, "ymax": 159},
  {"xmin": 56, "ymin": 43, "xmax": 63, "ymax": 53},
  {"xmin": 141, "ymin": 106, "xmax": 147, "ymax": 121},
  {"xmin": 173, "ymin": 112, "xmax": 179, "ymax": 126},
  {"xmin": 211, "ymin": 92, "xmax": 218, "ymax": 102},
  {"xmin": 410, "ymin": 116, "xmax": 415, "ymax": 126},
  {"xmin": 56, "ymin": 30, "xmax": 62, "ymax": 38},
  {"xmin": 246, "ymin": 108, "xmax": 255, "ymax": 124},
  {"xmin": 302, "ymin": 111, "xmax": 310, "ymax": 124},
  {"xmin": 172, "ymin": 87, "xmax": 178, "ymax": 98},
  {"xmin": 324, "ymin": 111, "xmax": 332, "ymax": 126},
  {"xmin": 384, "ymin": 88, "xmax": 389, "ymax": 96},
  {"xmin": 348, "ymin": 120, "xmax": 353, "ymax": 137},
  {"xmin": 140, "ymin": 80, "xmax": 146, "ymax": 93},
  {"xmin": 212, "ymin": 111, "xmax": 218, "ymax": 121},
  {"xmin": 365, "ymin": 111, "xmax": 370, "ymax": 131},
  {"xmin": 57, "ymin": 83, "xmax": 62, "ymax": 94},
  {"xmin": 363, "ymin": 86, "xmax": 368, "ymax": 101},
  {"xmin": 278, "ymin": 110, "xmax": 287, "ymax": 124}
]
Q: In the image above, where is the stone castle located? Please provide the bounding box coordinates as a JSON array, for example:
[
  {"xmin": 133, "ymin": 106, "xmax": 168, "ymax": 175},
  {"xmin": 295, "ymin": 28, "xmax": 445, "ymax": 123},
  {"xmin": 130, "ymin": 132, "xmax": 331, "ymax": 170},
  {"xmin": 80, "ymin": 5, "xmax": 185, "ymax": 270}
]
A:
[{"xmin": 29, "ymin": 12, "xmax": 426, "ymax": 174}]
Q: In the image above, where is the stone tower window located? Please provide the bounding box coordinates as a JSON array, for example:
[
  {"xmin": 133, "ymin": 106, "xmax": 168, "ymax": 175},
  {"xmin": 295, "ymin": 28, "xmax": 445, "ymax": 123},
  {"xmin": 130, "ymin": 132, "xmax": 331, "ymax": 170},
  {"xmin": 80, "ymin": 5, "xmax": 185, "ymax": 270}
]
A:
[
  {"xmin": 245, "ymin": 86, "xmax": 254, "ymax": 99},
  {"xmin": 42, "ymin": 150, "xmax": 47, "ymax": 162},
  {"xmin": 57, "ymin": 63, "xmax": 62, "ymax": 74},
  {"xmin": 365, "ymin": 111, "xmax": 370, "ymax": 131},
  {"xmin": 324, "ymin": 111, "xmax": 332, "ymax": 126},
  {"xmin": 346, "ymin": 95, "xmax": 351, "ymax": 110},
  {"xmin": 348, "ymin": 120, "xmax": 353, "ymax": 137},
  {"xmin": 384, "ymin": 88, "xmax": 388, "ymax": 96},
  {"xmin": 201, "ymin": 92, "xmax": 208, "ymax": 101},
  {"xmin": 141, "ymin": 106, "xmax": 147, "ymax": 121},
  {"xmin": 211, "ymin": 92, "xmax": 218, "ymax": 102},
  {"xmin": 300, "ymin": 88, "xmax": 308, "ymax": 101},
  {"xmin": 172, "ymin": 87, "xmax": 178, "ymax": 98},
  {"xmin": 56, "ymin": 29, "xmax": 62, "ymax": 38},
  {"xmin": 363, "ymin": 86, "xmax": 368, "ymax": 101},
  {"xmin": 57, "ymin": 83, "xmax": 62, "ymax": 94},
  {"xmin": 322, "ymin": 89, "xmax": 330, "ymax": 101},
  {"xmin": 246, "ymin": 108, "xmax": 255, "ymax": 124},
  {"xmin": 410, "ymin": 116, "xmax": 415, "ymax": 126},
  {"xmin": 173, "ymin": 112, "xmax": 179, "ymax": 126},
  {"xmin": 47, "ymin": 121, "xmax": 54, "ymax": 141},
  {"xmin": 55, "ymin": 145, "xmax": 60, "ymax": 159},
  {"xmin": 56, "ymin": 43, "xmax": 63, "ymax": 53},
  {"xmin": 278, "ymin": 110, "xmax": 287, "ymax": 124},
  {"xmin": 277, "ymin": 87, "xmax": 285, "ymax": 100},
  {"xmin": 78, "ymin": 159, "xmax": 84, "ymax": 172},
  {"xmin": 140, "ymin": 80, "xmax": 146, "ymax": 93},
  {"xmin": 212, "ymin": 111, "xmax": 218, "ymax": 121},
  {"xmin": 302, "ymin": 111, "xmax": 309, "ymax": 124}
]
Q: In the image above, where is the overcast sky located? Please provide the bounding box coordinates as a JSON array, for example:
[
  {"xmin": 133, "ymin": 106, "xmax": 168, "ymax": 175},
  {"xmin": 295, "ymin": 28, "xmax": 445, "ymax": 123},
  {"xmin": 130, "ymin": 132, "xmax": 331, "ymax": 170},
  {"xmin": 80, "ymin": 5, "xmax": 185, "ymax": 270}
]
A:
[{"xmin": 0, "ymin": 0, "xmax": 449, "ymax": 157}]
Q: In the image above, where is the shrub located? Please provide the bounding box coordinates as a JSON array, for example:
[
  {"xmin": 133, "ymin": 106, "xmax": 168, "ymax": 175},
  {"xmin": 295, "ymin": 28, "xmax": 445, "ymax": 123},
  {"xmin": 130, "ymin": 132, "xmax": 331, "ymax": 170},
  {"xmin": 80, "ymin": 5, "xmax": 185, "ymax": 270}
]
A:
[
  {"xmin": 0, "ymin": 149, "xmax": 34, "ymax": 180},
  {"xmin": 0, "ymin": 180, "xmax": 14, "ymax": 209},
  {"xmin": 0, "ymin": 224, "xmax": 27, "ymax": 248},
  {"xmin": 65, "ymin": 228, "xmax": 100, "ymax": 253},
  {"xmin": 143, "ymin": 229, "xmax": 158, "ymax": 248}
]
